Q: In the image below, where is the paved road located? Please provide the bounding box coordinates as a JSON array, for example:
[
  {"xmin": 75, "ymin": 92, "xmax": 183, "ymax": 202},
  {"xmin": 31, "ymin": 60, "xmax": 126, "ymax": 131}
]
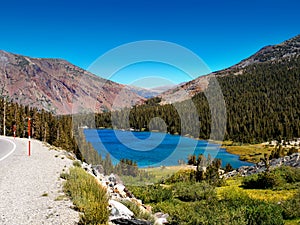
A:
[{"xmin": 0, "ymin": 137, "xmax": 16, "ymax": 161}]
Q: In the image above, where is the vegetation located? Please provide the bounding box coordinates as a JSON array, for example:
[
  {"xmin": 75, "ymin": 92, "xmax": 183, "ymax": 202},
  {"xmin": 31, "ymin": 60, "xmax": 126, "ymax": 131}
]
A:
[
  {"xmin": 119, "ymin": 199, "xmax": 155, "ymax": 222},
  {"xmin": 95, "ymin": 56, "xmax": 300, "ymax": 144},
  {"xmin": 282, "ymin": 190, "xmax": 300, "ymax": 220},
  {"xmin": 129, "ymin": 181, "xmax": 289, "ymax": 225},
  {"xmin": 128, "ymin": 184, "xmax": 173, "ymax": 204},
  {"xmin": 64, "ymin": 167, "xmax": 109, "ymax": 224},
  {"xmin": 127, "ymin": 166, "xmax": 300, "ymax": 225},
  {"xmin": 1, "ymin": 41, "xmax": 300, "ymax": 225},
  {"xmin": 223, "ymin": 142, "xmax": 275, "ymax": 163},
  {"xmin": 242, "ymin": 166, "xmax": 300, "ymax": 190}
]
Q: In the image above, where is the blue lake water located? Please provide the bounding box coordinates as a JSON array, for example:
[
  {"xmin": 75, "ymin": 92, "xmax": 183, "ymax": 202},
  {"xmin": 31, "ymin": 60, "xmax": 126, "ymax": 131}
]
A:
[{"xmin": 84, "ymin": 129, "xmax": 253, "ymax": 169}]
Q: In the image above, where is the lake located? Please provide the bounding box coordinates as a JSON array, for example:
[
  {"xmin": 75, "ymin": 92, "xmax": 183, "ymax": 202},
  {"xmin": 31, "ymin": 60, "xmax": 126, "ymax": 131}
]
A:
[{"xmin": 84, "ymin": 129, "xmax": 253, "ymax": 168}]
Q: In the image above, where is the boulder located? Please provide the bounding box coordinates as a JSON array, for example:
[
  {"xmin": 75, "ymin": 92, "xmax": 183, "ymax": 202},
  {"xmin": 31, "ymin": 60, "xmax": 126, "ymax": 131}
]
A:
[
  {"xmin": 154, "ymin": 212, "xmax": 168, "ymax": 225},
  {"xmin": 111, "ymin": 218, "xmax": 152, "ymax": 225},
  {"xmin": 114, "ymin": 184, "xmax": 126, "ymax": 194},
  {"xmin": 109, "ymin": 200, "xmax": 134, "ymax": 220}
]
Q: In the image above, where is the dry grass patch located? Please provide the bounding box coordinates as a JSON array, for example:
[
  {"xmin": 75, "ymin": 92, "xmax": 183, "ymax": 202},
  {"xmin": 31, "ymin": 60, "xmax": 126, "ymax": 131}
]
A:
[
  {"xmin": 217, "ymin": 177, "xmax": 297, "ymax": 202},
  {"xmin": 223, "ymin": 143, "xmax": 274, "ymax": 163}
]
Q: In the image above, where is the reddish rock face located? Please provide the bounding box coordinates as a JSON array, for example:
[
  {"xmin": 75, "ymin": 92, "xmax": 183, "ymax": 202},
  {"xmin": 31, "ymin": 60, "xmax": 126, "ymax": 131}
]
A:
[{"xmin": 0, "ymin": 50, "xmax": 145, "ymax": 115}]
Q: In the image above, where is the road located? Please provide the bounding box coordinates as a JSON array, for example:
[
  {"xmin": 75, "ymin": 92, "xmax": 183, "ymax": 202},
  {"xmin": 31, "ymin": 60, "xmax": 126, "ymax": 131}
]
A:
[
  {"xmin": 0, "ymin": 136, "xmax": 79, "ymax": 224},
  {"xmin": 0, "ymin": 137, "xmax": 16, "ymax": 161}
]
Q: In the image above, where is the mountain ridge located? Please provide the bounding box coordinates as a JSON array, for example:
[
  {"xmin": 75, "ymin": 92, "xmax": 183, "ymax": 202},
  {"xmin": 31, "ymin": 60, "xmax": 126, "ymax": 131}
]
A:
[
  {"xmin": 0, "ymin": 50, "xmax": 145, "ymax": 114},
  {"xmin": 159, "ymin": 34, "xmax": 300, "ymax": 104}
]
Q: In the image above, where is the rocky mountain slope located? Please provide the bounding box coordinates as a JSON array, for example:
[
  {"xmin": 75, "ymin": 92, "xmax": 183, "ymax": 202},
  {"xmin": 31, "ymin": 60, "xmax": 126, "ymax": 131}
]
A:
[
  {"xmin": 159, "ymin": 34, "xmax": 300, "ymax": 104},
  {"xmin": 0, "ymin": 50, "xmax": 145, "ymax": 115},
  {"xmin": 127, "ymin": 84, "xmax": 176, "ymax": 99}
]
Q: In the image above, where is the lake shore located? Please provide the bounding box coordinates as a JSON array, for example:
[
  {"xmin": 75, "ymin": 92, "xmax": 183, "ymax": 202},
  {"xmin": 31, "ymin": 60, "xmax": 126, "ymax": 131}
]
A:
[
  {"xmin": 95, "ymin": 128, "xmax": 272, "ymax": 164},
  {"xmin": 85, "ymin": 129, "xmax": 253, "ymax": 169},
  {"xmin": 221, "ymin": 140, "xmax": 276, "ymax": 163}
]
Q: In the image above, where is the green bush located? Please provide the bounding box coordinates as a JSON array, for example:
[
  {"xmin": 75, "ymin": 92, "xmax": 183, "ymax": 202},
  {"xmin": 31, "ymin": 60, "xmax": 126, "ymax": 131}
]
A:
[
  {"xmin": 245, "ymin": 201, "xmax": 284, "ymax": 225},
  {"xmin": 153, "ymin": 199, "xmax": 248, "ymax": 225},
  {"xmin": 169, "ymin": 187, "xmax": 284, "ymax": 225},
  {"xmin": 242, "ymin": 166, "xmax": 300, "ymax": 189},
  {"xmin": 64, "ymin": 167, "xmax": 109, "ymax": 224},
  {"xmin": 173, "ymin": 182, "xmax": 216, "ymax": 202},
  {"xmin": 128, "ymin": 184, "xmax": 173, "ymax": 204},
  {"xmin": 60, "ymin": 172, "xmax": 69, "ymax": 180},
  {"xmin": 242, "ymin": 172, "xmax": 284, "ymax": 189},
  {"xmin": 165, "ymin": 169, "xmax": 196, "ymax": 184},
  {"xmin": 282, "ymin": 190, "xmax": 300, "ymax": 220},
  {"xmin": 73, "ymin": 160, "xmax": 82, "ymax": 167},
  {"xmin": 277, "ymin": 166, "xmax": 300, "ymax": 183}
]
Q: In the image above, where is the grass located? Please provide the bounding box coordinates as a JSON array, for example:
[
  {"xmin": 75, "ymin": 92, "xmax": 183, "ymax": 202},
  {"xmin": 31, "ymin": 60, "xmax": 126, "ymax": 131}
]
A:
[
  {"xmin": 119, "ymin": 165, "xmax": 193, "ymax": 186},
  {"xmin": 72, "ymin": 160, "xmax": 82, "ymax": 167},
  {"xmin": 217, "ymin": 177, "xmax": 297, "ymax": 202},
  {"xmin": 120, "ymin": 199, "xmax": 155, "ymax": 223},
  {"xmin": 217, "ymin": 177, "xmax": 300, "ymax": 224},
  {"xmin": 223, "ymin": 141, "xmax": 300, "ymax": 163},
  {"xmin": 223, "ymin": 142, "xmax": 274, "ymax": 163},
  {"xmin": 284, "ymin": 218, "xmax": 300, "ymax": 225},
  {"xmin": 55, "ymin": 194, "xmax": 68, "ymax": 201},
  {"xmin": 64, "ymin": 167, "xmax": 109, "ymax": 224},
  {"xmin": 140, "ymin": 165, "xmax": 196, "ymax": 184}
]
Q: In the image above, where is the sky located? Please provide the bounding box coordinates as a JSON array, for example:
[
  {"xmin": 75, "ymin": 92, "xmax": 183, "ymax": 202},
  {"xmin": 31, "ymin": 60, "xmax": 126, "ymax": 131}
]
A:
[{"xmin": 0, "ymin": 0, "xmax": 299, "ymax": 87}]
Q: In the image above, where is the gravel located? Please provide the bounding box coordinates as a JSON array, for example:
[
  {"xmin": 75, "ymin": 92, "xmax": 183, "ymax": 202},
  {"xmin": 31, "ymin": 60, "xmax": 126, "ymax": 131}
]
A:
[{"xmin": 0, "ymin": 137, "xmax": 80, "ymax": 225}]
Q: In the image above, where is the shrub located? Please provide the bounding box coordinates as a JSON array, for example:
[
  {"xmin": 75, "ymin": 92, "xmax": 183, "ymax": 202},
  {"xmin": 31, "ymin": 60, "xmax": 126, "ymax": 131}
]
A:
[
  {"xmin": 277, "ymin": 166, "xmax": 300, "ymax": 183},
  {"xmin": 221, "ymin": 188, "xmax": 284, "ymax": 225},
  {"xmin": 64, "ymin": 167, "xmax": 109, "ymax": 224},
  {"xmin": 60, "ymin": 172, "xmax": 69, "ymax": 180},
  {"xmin": 245, "ymin": 201, "xmax": 284, "ymax": 225},
  {"xmin": 128, "ymin": 185, "xmax": 172, "ymax": 204},
  {"xmin": 282, "ymin": 190, "xmax": 300, "ymax": 219},
  {"xmin": 73, "ymin": 160, "xmax": 82, "ymax": 167},
  {"xmin": 152, "ymin": 186, "xmax": 286, "ymax": 225},
  {"xmin": 173, "ymin": 182, "xmax": 216, "ymax": 202},
  {"xmin": 242, "ymin": 166, "xmax": 300, "ymax": 189},
  {"xmin": 165, "ymin": 169, "xmax": 196, "ymax": 184}
]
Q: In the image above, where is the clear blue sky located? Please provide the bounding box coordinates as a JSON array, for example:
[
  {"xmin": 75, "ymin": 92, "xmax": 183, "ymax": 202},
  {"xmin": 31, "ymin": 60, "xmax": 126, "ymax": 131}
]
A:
[{"xmin": 1, "ymin": 0, "xmax": 299, "ymax": 86}]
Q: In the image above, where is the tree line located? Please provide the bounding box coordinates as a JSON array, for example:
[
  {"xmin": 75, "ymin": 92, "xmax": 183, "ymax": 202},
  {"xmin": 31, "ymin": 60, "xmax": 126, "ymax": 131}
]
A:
[
  {"xmin": 95, "ymin": 55, "xmax": 300, "ymax": 144},
  {"xmin": 1, "ymin": 55, "xmax": 299, "ymax": 168}
]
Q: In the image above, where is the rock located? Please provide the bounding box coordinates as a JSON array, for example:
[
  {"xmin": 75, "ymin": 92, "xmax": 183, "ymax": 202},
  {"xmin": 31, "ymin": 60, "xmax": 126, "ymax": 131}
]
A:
[
  {"xmin": 124, "ymin": 188, "xmax": 134, "ymax": 198},
  {"xmin": 115, "ymin": 184, "xmax": 126, "ymax": 194},
  {"xmin": 93, "ymin": 164, "xmax": 104, "ymax": 174},
  {"xmin": 109, "ymin": 174, "xmax": 117, "ymax": 184},
  {"xmin": 109, "ymin": 200, "xmax": 134, "ymax": 220},
  {"xmin": 155, "ymin": 218, "xmax": 168, "ymax": 225},
  {"xmin": 111, "ymin": 218, "xmax": 152, "ymax": 225},
  {"xmin": 222, "ymin": 153, "xmax": 300, "ymax": 179},
  {"xmin": 154, "ymin": 212, "xmax": 168, "ymax": 225}
]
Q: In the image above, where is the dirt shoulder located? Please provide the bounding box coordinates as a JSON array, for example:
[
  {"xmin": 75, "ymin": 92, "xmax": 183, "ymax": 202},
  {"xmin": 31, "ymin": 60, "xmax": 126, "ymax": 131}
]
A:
[{"xmin": 0, "ymin": 136, "xmax": 79, "ymax": 225}]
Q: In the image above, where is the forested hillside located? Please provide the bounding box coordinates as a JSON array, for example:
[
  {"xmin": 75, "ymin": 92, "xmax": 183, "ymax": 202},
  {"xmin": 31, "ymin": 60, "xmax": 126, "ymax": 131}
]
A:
[
  {"xmin": 0, "ymin": 99, "xmax": 108, "ymax": 166},
  {"xmin": 95, "ymin": 55, "xmax": 300, "ymax": 143}
]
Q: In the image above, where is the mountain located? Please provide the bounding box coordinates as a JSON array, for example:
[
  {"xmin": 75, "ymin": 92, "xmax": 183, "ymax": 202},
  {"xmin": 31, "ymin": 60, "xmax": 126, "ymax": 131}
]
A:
[
  {"xmin": 159, "ymin": 34, "xmax": 300, "ymax": 104},
  {"xmin": 0, "ymin": 50, "xmax": 145, "ymax": 114},
  {"xmin": 94, "ymin": 34, "xmax": 300, "ymax": 143},
  {"xmin": 126, "ymin": 86, "xmax": 160, "ymax": 99},
  {"xmin": 127, "ymin": 84, "xmax": 177, "ymax": 99}
]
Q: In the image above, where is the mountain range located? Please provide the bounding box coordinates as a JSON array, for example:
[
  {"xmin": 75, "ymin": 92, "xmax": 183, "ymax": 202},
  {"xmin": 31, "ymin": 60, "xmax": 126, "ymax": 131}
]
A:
[
  {"xmin": 0, "ymin": 51, "xmax": 145, "ymax": 114},
  {"xmin": 0, "ymin": 34, "xmax": 299, "ymax": 114},
  {"xmin": 159, "ymin": 34, "xmax": 300, "ymax": 103}
]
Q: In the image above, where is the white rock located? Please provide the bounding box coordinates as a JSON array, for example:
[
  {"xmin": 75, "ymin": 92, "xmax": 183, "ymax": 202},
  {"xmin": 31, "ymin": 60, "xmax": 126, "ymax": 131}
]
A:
[{"xmin": 109, "ymin": 199, "xmax": 134, "ymax": 220}]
